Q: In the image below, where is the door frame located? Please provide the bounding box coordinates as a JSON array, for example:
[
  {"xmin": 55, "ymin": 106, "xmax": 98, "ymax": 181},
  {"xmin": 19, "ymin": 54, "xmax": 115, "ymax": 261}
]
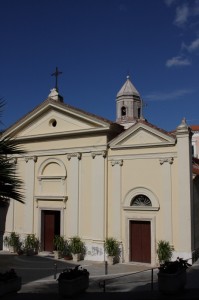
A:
[
  {"xmin": 129, "ymin": 220, "xmax": 151, "ymax": 263},
  {"xmin": 126, "ymin": 216, "xmax": 156, "ymax": 265},
  {"xmin": 38, "ymin": 207, "xmax": 64, "ymax": 249}
]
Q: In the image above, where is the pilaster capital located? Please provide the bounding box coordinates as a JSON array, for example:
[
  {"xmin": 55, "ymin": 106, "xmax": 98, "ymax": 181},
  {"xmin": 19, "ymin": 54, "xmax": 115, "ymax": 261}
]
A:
[
  {"xmin": 159, "ymin": 157, "xmax": 174, "ymax": 165},
  {"xmin": 91, "ymin": 150, "xmax": 107, "ymax": 159},
  {"xmin": 12, "ymin": 157, "xmax": 18, "ymax": 164},
  {"xmin": 67, "ymin": 152, "xmax": 82, "ymax": 161},
  {"xmin": 111, "ymin": 159, "xmax": 123, "ymax": 167},
  {"xmin": 25, "ymin": 156, "xmax": 37, "ymax": 163}
]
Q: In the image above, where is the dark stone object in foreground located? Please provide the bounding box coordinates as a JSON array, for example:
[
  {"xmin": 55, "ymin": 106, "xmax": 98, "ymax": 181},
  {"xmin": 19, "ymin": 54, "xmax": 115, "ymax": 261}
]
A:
[
  {"xmin": 0, "ymin": 269, "xmax": 21, "ymax": 296},
  {"xmin": 57, "ymin": 265, "xmax": 89, "ymax": 297}
]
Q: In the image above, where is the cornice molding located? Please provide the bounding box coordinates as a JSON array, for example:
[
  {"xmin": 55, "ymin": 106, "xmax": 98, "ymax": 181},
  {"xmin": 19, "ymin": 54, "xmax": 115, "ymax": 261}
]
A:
[
  {"xmin": 109, "ymin": 152, "xmax": 177, "ymax": 160},
  {"xmin": 34, "ymin": 195, "xmax": 68, "ymax": 209}
]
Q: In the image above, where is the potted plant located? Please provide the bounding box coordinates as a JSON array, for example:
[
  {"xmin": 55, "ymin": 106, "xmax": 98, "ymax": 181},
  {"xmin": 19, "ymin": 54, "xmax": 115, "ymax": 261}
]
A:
[
  {"xmin": 57, "ymin": 265, "xmax": 89, "ymax": 297},
  {"xmin": 157, "ymin": 240, "xmax": 174, "ymax": 264},
  {"xmin": 69, "ymin": 236, "xmax": 85, "ymax": 262},
  {"xmin": 63, "ymin": 240, "xmax": 72, "ymax": 260},
  {"xmin": 24, "ymin": 234, "xmax": 39, "ymax": 256},
  {"xmin": 158, "ymin": 257, "xmax": 191, "ymax": 294},
  {"xmin": 3, "ymin": 232, "xmax": 21, "ymax": 253},
  {"xmin": 104, "ymin": 237, "xmax": 120, "ymax": 265},
  {"xmin": 0, "ymin": 269, "xmax": 21, "ymax": 296},
  {"xmin": 53, "ymin": 235, "xmax": 65, "ymax": 259}
]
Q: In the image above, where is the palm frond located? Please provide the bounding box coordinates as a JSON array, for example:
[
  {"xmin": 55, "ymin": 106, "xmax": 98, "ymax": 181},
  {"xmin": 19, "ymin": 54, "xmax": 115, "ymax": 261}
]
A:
[{"xmin": 0, "ymin": 111, "xmax": 25, "ymax": 204}]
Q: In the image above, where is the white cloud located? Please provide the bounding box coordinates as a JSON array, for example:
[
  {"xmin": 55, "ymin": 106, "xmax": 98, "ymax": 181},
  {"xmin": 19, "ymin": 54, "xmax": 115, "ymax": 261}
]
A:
[
  {"xmin": 174, "ymin": 3, "xmax": 190, "ymax": 26},
  {"xmin": 173, "ymin": 1, "xmax": 199, "ymax": 27},
  {"xmin": 145, "ymin": 89, "xmax": 193, "ymax": 101},
  {"xmin": 184, "ymin": 37, "xmax": 199, "ymax": 52},
  {"xmin": 166, "ymin": 55, "xmax": 191, "ymax": 67},
  {"xmin": 164, "ymin": 0, "xmax": 177, "ymax": 7}
]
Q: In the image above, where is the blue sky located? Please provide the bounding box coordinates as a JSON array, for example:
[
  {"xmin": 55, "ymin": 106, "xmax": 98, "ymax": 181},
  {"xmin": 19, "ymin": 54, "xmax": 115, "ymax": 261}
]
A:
[{"xmin": 0, "ymin": 0, "xmax": 199, "ymax": 132}]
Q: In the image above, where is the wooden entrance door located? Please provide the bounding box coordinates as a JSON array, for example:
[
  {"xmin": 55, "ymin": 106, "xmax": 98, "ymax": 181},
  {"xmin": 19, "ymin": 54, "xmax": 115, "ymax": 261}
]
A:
[
  {"xmin": 41, "ymin": 210, "xmax": 60, "ymax": 251},
  {"xmin": 129, "ymin": 220, "xmax": 151, "ymax": 263}
]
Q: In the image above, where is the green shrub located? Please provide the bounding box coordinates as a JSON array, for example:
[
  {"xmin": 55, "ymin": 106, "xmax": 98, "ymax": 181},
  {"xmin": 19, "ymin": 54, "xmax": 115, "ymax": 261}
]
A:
[
  {"xmin": 69, "ymin": 236, "xmax": 85, "ymax": 254},
  {"xmin": 104, "ymin": 237, "xmax": 119, "ymax": 257},
  {"xmin": 157, "ymin": 240, "xmax": 174, "ymax": 264}
]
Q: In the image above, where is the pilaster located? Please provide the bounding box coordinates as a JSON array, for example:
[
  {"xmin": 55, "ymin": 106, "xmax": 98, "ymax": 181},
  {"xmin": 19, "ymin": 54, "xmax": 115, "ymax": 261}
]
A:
[
  {"xmin": 67, "ymin": 153, "xmax": 81, "ymax": 236},
  {"xmin": 91, "ymin": 151, "xmax": 106, "ymax": 240},
  {"xmin": 110, "ymin": 160, "xmax": 123, "ymax": 239},
  {"xmin": 5, "ymin": 158, "xmax": 18, "ymax": 232},
  {"xmin": 176, "ymin": 119, "xmax": 193, "ymax": 252},
  {"xmin": 24, "ymin": 156, "xmax": 37, "ymax": 233},
  {"xmin": 159, "ymin": 157, "xmax": 173, "ymax": 244}
]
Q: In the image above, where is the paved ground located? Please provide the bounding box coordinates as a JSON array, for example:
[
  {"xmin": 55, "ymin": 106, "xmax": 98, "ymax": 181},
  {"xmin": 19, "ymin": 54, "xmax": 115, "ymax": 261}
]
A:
[{"xmin": 0, "ymin": 251, "xmax": 199, "ymax": 299}]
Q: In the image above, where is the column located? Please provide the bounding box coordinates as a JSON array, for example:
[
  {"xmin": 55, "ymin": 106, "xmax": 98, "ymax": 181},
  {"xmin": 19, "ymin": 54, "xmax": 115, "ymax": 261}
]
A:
[
  {"xmin": 91, "ymin": 151, "xmax": 106, "ymax": 240},
  {"xmin": 24, "ymin": 156, "xmax": 37, "ymax": 233},
  {"xmin": 4, "ymin": 158, "xmax": 17, "ymax": 233},
  {"xmin": 67, "ymin": 153, "xmax": 81, "ymax": 236},
  {"xmin": 159, "ymin": 157, "xmax": 173, "ymax": 244},
  {"xmin": 176, "ymin": 120, "xmax": 192, "ymax": 253},
  {"xmin": 111, "ymin": 160, "xmax": 123, "ymax": 240}
]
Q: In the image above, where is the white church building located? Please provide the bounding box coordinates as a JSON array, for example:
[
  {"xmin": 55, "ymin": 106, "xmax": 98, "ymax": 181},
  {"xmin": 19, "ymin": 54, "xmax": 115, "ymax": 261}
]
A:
[{"xmin": 1, "ymin": 75, "xmax": 199, "ymax": 266}]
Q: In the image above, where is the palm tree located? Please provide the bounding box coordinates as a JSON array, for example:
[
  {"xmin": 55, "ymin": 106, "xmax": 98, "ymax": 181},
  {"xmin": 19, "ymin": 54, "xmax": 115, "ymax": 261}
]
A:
[{"xmin": 0, "ymin": 100, "xmax": 24, "ymax": 205}]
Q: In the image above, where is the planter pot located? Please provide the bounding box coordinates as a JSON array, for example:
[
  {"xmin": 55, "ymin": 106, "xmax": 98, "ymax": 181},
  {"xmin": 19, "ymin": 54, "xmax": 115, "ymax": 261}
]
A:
[
  {"xmin": 72, "ymin": 253, "xmax": 82, "ymax": 262},
  {"xmin": 9, "ymin": 246, "xmax": 18, "ymax": 253},
  {"xmin": 107, "ymin": 255, "xmax": 116, "ymax": 265},
  {"xmin": 158, "ymin": 269, "xmax": 187, "ymax": 294},
  {"xmin": 17, "ymin": 249, "xmax": 24, "ymax": 256},
  {"xmin": 0, "ymin": 277, "xmax": 21, "ymax": 296},
  {"xmin": 63, "ymin": 255, "xmax": 73, "ymax": 260},
  {"xmin": 53, "ymin": 250, "xmax": 62, "ymax": 259},
  {"xmin": 58, "ymin": 275, "xmax": 89, "ymax": 297},
  {"xmin": 26, "ymin": 248, "xmax": 35, "ymax": 256}
]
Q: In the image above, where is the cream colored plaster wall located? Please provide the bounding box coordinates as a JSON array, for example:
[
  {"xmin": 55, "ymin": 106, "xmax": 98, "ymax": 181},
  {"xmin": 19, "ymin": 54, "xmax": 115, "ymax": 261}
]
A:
[
  {"xmin": 109, "ymin": 146, "xmax": 177, "ymax": 157},
  {"xmin": 18, "ymin": 111, "xmax": 94, "ymax": 137},
  {"xmin": 5, "ymin": 157, "xmax": 27, "ymax": 235},
  {"xmin": 174, "ymin": 132, "xmax": 192, "ymax": 259},
  {"xmin": 21, "ymin": 134, "xmax": 108, "ymax": 152},
  {"xmin": 107, "ymin": 143, "xmax": 184, "ymax": 264},
  {"xmin": 79, "ymin": 155, "xmax": 92, "ymax": 239}
]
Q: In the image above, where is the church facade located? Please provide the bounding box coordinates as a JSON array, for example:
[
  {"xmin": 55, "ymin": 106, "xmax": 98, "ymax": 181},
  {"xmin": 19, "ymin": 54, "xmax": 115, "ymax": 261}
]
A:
[{"xmin": 1, "ymin": 76, "xmax": 198, "ymax": 265}]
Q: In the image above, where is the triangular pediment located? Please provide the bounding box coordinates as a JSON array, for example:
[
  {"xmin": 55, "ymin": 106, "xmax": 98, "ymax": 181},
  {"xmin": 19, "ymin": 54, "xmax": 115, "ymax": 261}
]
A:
[
  {"xmin": 110, "ymin": 121, "xmax": 176, "ymax": 148},
  {"xmin": 3, "ymin": 99, "xmax": 112, "ymax": 140}
]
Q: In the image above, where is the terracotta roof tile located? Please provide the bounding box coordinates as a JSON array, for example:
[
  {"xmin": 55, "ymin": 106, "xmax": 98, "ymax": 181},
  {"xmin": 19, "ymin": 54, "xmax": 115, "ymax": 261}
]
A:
[
  {"xmin": 137, "ymin": 119, "xmax": 176, "ymax": 139},
  {"xmin": 190, "ymin": 125, "xmax": 199, "ymax": 132}
]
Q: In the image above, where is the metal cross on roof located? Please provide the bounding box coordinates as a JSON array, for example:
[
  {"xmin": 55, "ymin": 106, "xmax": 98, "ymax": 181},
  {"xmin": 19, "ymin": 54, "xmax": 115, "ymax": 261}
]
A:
[{"xmin": 51, "ymin": 67, "xmax": 62, "ymax": 90}]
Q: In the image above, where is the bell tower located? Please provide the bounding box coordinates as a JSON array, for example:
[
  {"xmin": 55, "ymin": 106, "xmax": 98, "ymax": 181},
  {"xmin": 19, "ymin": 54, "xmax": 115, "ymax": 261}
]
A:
[{"xmin": 116, "ymin": 76, "xmax": 142, "ymax": 129}]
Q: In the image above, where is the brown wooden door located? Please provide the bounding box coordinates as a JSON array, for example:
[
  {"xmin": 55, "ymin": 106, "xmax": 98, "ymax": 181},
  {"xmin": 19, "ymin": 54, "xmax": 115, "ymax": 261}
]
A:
[
  {"xmin": 42, "ymin": 210, "xmax": 60, "ymax": 251},
  {"xmin": 130, "ymin": 220, "xmax": 151, "ymax": 263}
]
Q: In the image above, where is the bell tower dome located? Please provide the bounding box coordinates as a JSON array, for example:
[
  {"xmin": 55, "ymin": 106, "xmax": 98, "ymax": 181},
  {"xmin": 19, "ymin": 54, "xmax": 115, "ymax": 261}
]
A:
[{"xmin": 116, "ymin": 76, "xmax": 141, "ymax": 129}]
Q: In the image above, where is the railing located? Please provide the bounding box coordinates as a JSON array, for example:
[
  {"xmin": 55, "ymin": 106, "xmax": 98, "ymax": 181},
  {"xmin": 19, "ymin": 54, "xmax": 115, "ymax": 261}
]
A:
[
  {"xmin": 53, "ymin": 254, "xmax": 196, "ymax": 292},
  {"xmin": 97, "ymin": 267, "xmax": 159, "ymax": 293},
  {"xmin": 97, "ymin": 255, "xmax": 195, "ymax": 293}
]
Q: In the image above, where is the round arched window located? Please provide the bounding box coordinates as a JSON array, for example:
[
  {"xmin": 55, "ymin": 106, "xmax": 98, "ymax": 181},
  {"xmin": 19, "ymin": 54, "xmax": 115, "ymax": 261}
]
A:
[{"xmin": 131, "ymin": 194, "xmax": 152, "ymax": 206}]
